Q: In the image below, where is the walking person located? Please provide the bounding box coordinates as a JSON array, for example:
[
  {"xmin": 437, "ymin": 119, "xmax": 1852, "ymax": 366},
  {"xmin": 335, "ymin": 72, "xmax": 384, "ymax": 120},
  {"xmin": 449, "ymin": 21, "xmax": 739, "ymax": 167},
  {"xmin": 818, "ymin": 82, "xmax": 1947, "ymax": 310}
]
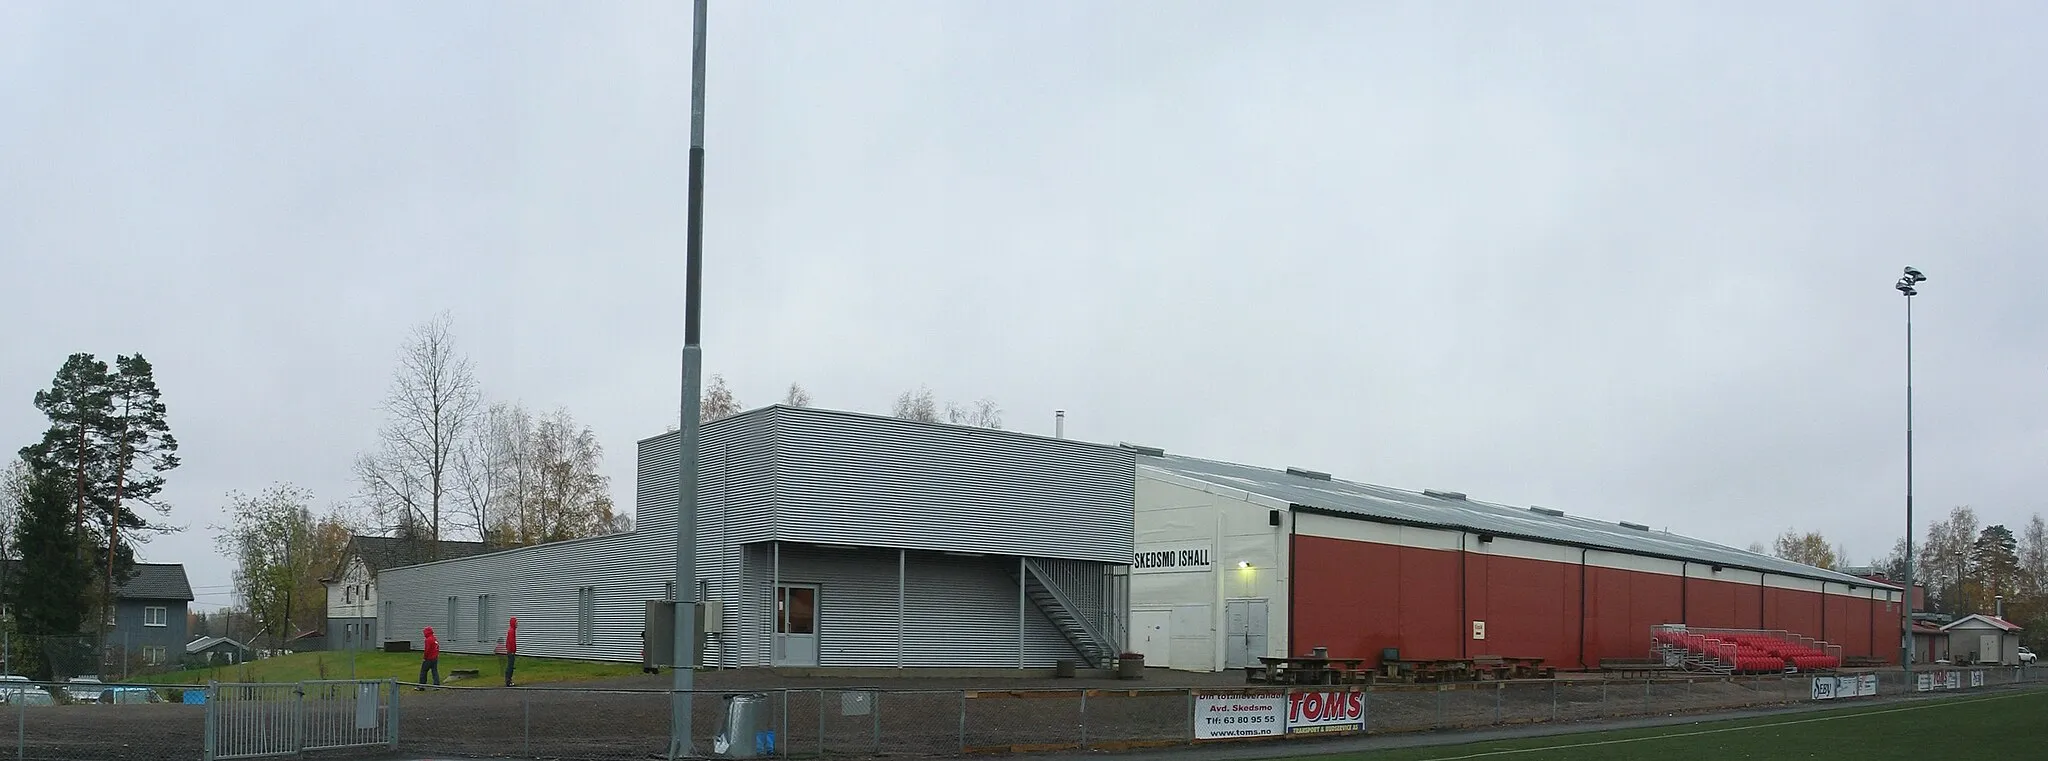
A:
[
  {"xmin": 417, "ymin": 627, "xmax": 441, "ymax": 689},
  {"xmin": 503, "ymin": 617, "xmax": 518, "ymax": 687}
]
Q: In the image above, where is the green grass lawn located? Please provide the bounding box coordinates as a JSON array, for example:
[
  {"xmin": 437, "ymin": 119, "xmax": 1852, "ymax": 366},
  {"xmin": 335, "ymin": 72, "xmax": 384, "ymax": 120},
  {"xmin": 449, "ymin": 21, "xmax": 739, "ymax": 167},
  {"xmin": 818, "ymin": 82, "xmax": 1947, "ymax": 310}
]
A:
[
  {"xmin": 131, "ymin": 650, "xmax": 645, "ymax": 687},
  {"xmin": 1300, "ymin": 688, "xmax": 2047, "ymax": 760}
]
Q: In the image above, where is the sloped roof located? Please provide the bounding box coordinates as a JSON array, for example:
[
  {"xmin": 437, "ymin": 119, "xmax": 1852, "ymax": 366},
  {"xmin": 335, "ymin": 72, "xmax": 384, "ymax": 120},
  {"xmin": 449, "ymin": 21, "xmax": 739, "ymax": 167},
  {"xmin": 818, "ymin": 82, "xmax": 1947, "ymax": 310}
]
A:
[
  {"xmin": 0, "ymin": 560, "xmax": 192, "ymax": 600},
  {"xmin": 1141, "ymin": 451, "xmax": 1896, "ymax": 590},
  {"xmin": 1942, "ymin": 614, "xmax": 2023, "ymax": 632},
  {"xmin": 344, "ymin": 535, "xmax": 490, "ymax": 575},
  {"xmin": 186, "ymin": 636, "xmax": 247, "ymax": 654},
  {"xmin": 116, "ymin": 563, "xmax": 195, "ymax": 600}
]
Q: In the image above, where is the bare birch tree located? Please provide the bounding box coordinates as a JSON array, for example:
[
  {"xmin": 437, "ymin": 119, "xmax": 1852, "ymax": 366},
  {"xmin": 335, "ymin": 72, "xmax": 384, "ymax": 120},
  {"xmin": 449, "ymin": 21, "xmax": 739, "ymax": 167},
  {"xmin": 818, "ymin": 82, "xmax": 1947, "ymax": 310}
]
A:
[
  {"xmin": 892, "ymin": 385, "xmax": 940, "ymax": 422},
  {"xmin": 896, "ymin": 385, "xmax": 1000, "ymax": 428},
  {"xmin": 783, "ymin": 382, "xmax": 813, "ymax": 407},
  {"xmin": 452, "ymin": 401, "xmax": 533, "ymax": 545},
  {"xmin": 354, "ymin": 312, "xmax": 481, "ymax": 549},
  {"xmin": 702, "ymin": 374, "xmax": 742, "ymax": 422}
]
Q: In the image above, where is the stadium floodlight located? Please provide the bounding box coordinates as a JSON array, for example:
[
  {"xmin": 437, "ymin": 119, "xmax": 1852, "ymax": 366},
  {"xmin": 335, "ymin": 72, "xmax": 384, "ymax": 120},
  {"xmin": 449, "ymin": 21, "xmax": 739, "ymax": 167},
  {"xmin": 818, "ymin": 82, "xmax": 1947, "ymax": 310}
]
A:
[{"xmin": 1895, "ymin": 266, "xmax": 1925, "ymax": 674}]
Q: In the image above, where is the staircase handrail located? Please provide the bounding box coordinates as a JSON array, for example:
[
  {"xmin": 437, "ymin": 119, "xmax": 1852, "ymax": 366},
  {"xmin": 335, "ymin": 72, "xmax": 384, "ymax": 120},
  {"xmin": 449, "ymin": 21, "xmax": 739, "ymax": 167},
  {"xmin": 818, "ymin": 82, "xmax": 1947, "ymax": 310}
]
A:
[{"xmin": 1021, "ymin": 557, "xmax": 1116, "ymax": 655}]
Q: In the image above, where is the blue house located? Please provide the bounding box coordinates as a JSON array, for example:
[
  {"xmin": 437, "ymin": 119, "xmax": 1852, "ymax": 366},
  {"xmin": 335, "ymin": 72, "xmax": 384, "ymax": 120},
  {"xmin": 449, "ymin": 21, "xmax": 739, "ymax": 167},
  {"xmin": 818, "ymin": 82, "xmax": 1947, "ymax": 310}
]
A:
[{"xmin": 106, "ymin": 563, "xmax": 195, "ymax": 670}]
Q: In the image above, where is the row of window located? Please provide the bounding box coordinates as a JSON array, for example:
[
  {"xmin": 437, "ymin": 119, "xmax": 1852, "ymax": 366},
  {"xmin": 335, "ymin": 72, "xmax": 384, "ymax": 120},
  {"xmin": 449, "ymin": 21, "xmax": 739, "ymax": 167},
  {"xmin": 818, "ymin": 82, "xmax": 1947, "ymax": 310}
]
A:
[
  {"xmin": 431, "ymin": 582, "xmax": 696, "ymax": 647},
  {"xmin": 104, "ymin": 606, "xmax": 170, "ymax": 627}
]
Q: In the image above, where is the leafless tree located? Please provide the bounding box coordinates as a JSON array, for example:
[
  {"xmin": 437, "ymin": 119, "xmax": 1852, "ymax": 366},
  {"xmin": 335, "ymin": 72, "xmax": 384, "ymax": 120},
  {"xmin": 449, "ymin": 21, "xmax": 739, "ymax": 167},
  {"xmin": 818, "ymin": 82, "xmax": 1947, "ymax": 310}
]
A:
[
  {"xmin": 702, "ymin": 374, "xmax": 742, "ymax": 422},
  {"xmin": 353, "ymin": 312, "xmax": 482, "ymax": 547},
  {"xmin": 782, "ymin": 382, "xmax": 813, "ymax": 407},
  {"xmin": 892, "ymin": 385, "xmax": 940, "ymax": 422},
  {"xmin": 453, "ymin": 402, "xmax": 532, "ymax": 545}
]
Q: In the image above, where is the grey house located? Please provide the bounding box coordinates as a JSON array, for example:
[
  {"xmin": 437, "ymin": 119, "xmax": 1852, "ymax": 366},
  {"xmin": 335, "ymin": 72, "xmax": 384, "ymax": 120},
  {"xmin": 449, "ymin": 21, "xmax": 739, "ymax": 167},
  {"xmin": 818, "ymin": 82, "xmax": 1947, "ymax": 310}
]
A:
[
  {"xmin": 0, "ymin": 561, "xmax": 193, "ymax": 671},
  {"xmin": 322, "ymin": 535, "xmax": 489, "ymax": 650},
  {"xmin": 107, "ymin": 564, "xmax": 195, "ymax": 670}
]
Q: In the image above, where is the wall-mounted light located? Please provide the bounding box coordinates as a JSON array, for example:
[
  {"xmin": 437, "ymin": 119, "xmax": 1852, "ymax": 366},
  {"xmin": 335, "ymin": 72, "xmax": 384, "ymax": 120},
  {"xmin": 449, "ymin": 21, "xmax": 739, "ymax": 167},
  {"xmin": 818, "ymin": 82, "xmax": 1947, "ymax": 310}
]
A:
[
  {"xmin": 1710, "ymin": 565, "xmax": 1724, "ymax": 573},
  {"xmin": 1237, "ymin": 561, "xmax": 1253, "ymax": 569},
  {"xmin": 1477, "ymin": 534, "xmax": 1495, "ymax": 544}
]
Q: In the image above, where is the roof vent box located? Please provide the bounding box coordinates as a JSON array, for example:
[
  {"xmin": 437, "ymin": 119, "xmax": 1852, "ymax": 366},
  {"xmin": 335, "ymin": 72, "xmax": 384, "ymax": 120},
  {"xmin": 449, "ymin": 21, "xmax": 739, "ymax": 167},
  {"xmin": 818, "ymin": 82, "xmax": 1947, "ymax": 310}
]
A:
[
  {"xmin": 1285, "ymin": 467, "xmax": 1332, "ymax": 481},
  {"xmin": 1422, "ymin": 489, "xmax": 1468, "ymax": 501},
  {"xmin": 1528, "ymin": 507, "xmax": 1565, "ymax": 517},
  {"xmin": 1117, "ymin": 442, "xmax": 1166, "ymax": 457},
  {"xmin": 1619, "ymin": 521, "xmax": 1651, "ymax": 531}
]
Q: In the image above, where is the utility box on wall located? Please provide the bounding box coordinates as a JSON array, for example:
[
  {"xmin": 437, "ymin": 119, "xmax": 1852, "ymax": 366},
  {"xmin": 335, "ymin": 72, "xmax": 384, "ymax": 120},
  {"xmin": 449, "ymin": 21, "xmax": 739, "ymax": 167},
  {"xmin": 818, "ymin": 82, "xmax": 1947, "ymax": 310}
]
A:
[{"xmin": 645, "ymin": 600, "xmax": 715, "ymax": 668}]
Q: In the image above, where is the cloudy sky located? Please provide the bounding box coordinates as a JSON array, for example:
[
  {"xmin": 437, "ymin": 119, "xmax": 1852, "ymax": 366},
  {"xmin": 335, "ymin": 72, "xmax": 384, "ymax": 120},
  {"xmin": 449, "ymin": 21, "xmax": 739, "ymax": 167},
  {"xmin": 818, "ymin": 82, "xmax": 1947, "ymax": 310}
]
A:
[{"xmin": 3, "ymin": 1, "xmax": 2044, "ymax": 610}]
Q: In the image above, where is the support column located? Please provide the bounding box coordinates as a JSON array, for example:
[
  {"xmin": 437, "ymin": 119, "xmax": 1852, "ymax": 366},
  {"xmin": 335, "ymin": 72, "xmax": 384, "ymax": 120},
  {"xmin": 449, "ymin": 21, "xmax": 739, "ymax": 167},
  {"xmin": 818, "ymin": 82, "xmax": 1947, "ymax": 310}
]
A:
[
  {"xmin": 1019, "ymin": 556, "xmax": 1027, "ymax": 669},
  {"xmin": 772, "ymin": 541, "xmax": 781, "ymax": 666},
  {"xmin": 898, "ymin": 549, "xmax": 907, "ymax": 669}
]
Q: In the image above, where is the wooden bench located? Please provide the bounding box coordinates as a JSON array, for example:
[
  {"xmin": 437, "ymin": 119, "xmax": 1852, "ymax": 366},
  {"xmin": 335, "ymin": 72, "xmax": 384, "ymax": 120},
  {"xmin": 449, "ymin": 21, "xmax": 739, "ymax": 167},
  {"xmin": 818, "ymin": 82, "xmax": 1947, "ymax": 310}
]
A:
[{"xmin": 1598, "ymin": 658, "xmax": 1674, "ymax": 679}]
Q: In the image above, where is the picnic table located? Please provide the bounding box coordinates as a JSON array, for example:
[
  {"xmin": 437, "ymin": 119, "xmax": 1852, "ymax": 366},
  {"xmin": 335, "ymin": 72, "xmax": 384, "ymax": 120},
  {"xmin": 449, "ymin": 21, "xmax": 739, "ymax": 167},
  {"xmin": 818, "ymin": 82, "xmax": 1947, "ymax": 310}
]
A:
[{"xmin": 1246, "ymin": 655, "xmax": 1368, "ymax": 685}]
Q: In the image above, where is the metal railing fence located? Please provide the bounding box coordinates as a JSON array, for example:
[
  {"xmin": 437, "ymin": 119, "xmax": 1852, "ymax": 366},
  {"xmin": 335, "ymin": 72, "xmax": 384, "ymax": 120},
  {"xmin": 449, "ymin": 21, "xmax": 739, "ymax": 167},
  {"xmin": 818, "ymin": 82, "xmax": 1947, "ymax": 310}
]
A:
[{"xmin": 0, "ymin": 666, "xmax": 2040, "ymax": 761}]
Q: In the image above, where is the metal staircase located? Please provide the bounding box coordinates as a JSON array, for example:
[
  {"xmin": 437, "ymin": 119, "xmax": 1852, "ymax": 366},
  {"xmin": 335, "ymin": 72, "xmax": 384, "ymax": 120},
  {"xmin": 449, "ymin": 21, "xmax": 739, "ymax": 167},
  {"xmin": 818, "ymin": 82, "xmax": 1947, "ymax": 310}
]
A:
[{"xmin": 1012, "ymin": 559, "xmax": 1116, "ymax": 669}]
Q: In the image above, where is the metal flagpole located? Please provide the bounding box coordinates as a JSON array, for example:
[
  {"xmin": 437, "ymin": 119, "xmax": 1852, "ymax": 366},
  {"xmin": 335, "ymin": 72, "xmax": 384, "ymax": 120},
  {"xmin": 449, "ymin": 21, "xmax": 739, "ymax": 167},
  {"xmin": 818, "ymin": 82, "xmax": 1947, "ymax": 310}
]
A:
[{"xmin": 670, "ymin": 0, "xmax": 710, "ymax": 757}]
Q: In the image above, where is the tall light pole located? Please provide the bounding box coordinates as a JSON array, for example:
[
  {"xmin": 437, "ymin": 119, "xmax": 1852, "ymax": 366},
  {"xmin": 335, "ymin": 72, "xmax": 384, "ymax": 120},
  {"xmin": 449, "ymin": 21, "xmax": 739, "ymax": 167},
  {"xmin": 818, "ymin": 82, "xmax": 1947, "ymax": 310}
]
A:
[
  {"xmin": 670, "ymin": 0, "xmax": 709, "ymax": 758},
  {"xmin": 1895, "ymin": 265, "xmax": 1925, "ymax": 672}
]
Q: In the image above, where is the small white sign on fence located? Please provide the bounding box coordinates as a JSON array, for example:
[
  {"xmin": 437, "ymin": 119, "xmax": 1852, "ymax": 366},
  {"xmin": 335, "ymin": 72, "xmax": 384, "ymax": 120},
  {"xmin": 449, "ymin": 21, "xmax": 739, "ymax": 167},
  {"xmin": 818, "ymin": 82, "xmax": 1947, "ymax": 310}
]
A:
[
  {"xmin": 1971, "ymin": 670, "xmax": 1985, "ymax": 687},
  {"xmin": 355, "ymin": 682, "xmax": 380, "ymax": 730},
  {"xmin": 1809, "ymin": 678, "xmax": 1836, "ymax": 701},
  {"xmin": 1193, "ymin": 695, "xmax": 1286, "ymax": 740}
]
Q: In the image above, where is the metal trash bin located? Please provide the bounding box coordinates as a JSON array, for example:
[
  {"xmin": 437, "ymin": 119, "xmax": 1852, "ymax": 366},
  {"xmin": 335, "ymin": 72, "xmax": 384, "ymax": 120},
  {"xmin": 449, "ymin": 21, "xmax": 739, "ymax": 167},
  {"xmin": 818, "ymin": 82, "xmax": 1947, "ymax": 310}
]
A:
[{"xmin": 713, "ymin": 692, "xmax": 774, "ymax": 758}]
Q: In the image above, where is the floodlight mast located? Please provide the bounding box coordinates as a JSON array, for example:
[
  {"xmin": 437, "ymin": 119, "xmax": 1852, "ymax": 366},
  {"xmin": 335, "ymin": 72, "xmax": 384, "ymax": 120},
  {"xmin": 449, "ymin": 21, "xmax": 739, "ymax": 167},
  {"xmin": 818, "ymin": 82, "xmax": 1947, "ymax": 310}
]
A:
[
  {"xmin": 1895, "ymin": 265, "xmax": 1925, "ymax": 674},
  {"xmin": 670, "ymin": 0, "xmax": 709, "ymax": 757}
]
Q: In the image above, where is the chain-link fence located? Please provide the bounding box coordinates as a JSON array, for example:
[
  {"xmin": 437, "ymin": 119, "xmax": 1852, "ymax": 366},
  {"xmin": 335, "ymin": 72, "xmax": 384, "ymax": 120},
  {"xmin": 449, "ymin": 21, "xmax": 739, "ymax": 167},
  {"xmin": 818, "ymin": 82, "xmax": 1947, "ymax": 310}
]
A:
[{"xmin": 1, "ymin": 667, "xmax": 2042, "ymax": 761}]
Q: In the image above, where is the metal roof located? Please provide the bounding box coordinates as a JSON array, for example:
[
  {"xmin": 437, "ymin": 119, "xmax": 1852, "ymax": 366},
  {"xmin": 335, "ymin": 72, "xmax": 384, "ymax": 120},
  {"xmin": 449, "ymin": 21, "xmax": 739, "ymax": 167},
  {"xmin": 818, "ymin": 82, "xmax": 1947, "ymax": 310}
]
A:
[{"xmin": 1140, "ymin": 451, "xmax": 1897, "ymax": 590}]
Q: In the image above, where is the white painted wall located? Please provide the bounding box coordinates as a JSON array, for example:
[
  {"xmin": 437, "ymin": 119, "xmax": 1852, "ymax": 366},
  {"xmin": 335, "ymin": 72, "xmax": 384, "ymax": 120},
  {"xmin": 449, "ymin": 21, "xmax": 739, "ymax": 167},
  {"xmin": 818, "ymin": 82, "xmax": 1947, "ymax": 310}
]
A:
[
  {"xmin": 325, "ymin": 557, "xmax": 376, "ymax": 620},
  {"xmin": 1130, "ymin": 468, "xmax": 1291, "ymax": 672}
]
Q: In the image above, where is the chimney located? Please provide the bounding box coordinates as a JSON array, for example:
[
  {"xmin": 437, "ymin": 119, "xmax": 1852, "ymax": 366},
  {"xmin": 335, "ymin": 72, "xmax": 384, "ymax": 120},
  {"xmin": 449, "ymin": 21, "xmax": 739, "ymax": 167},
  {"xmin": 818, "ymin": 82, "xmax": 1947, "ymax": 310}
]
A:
[
  {"xmin": 1054, "ymin": 410, "xmax": 1065, "ymax": 439},
  {"xmin": 1996, "ymin": 595, "xmax": 2004, "ymax": 618}
]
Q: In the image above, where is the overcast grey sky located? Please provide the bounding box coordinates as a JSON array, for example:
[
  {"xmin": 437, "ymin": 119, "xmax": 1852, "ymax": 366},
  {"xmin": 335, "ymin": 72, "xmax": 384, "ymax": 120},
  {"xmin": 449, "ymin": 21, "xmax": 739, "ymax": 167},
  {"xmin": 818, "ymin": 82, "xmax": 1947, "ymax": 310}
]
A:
[{"xmin": 3, "ymin": 1, "xmax": 2044, "ymax": 610}]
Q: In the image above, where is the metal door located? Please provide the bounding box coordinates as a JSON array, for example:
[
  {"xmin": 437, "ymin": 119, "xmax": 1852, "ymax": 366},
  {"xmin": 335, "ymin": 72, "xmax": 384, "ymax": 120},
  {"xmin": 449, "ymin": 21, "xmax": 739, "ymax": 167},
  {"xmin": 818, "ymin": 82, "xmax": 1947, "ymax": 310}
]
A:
[
  {"xmin": 1224, "ymin": 599, "xmax": 1268, "ymax": 669},
  {"xmin": 1132, "ymin": 610, "xmax": 1171, "ymax": 668},
  {"xmin": 774, "ymin": 584, "xmax": 820, "ymax": 666},
  {"xmin": 1981, "ymin": 633, "xmax": 2000, "ymax": 664}
]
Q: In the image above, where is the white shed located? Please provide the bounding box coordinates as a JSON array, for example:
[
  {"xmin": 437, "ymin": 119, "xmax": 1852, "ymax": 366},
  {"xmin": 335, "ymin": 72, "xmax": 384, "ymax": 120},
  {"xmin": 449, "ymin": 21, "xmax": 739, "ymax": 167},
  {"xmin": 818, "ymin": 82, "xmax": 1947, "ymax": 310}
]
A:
[{"xmin": 1940, "ymin": 614, "xmax": 2024, "ymax": 666}]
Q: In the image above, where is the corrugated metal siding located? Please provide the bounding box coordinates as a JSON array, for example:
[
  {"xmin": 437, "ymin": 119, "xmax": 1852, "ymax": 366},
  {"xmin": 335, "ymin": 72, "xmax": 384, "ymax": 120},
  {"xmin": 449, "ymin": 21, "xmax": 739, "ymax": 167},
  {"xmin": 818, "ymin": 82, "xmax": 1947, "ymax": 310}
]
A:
[
  {"xmin": 382, "ymin": 405, "xmax": 1136, "ymax": 667},
  {"xmin": 1147, "ymin": 457, "xmax": 1890, "ymax": 589},
  {"xmin": 767, "ymin": 408, "xmax": 1135, "ymax": 564}
]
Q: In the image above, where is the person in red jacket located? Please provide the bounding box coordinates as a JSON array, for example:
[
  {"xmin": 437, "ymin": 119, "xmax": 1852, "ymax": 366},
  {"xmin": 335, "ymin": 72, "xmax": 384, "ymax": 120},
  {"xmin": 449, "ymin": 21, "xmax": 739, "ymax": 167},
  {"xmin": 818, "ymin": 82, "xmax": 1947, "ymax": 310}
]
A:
[
  {"xmin": 418, "ymin": 627, "xmax": 441, "ymax": 687},
  {"xmin": 503, "ymin": 617, "xmax": 518, "ymax": 687}
]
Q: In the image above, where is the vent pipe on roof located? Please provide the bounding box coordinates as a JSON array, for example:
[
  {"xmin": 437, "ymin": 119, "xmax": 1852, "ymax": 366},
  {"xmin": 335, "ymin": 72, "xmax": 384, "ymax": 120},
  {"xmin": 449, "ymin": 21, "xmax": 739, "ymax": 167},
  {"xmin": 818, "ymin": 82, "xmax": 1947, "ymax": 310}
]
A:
[
  {"xmin": 1285, "ymin": 467, "xmax": 1332, "ymax": 481},
  {"xmin": 1055, "ymin": 410, "xmax": 1065, "ymax": 439},
  {"xmin": 1423, "ymin": 489, "xmax": 1467, "ymax": 501},
  {"xmin": 1996, "ymin": 595, "xmax": 2004, "ymax": 618}
]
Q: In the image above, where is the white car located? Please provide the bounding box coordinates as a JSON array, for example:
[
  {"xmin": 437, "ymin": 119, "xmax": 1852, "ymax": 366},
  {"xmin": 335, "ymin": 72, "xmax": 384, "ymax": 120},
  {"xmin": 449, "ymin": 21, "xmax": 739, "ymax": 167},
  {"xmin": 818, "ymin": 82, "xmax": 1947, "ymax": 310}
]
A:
[{"xmin": 2020, "ymin": 646, "xmax": 2037, "ymax": 665}]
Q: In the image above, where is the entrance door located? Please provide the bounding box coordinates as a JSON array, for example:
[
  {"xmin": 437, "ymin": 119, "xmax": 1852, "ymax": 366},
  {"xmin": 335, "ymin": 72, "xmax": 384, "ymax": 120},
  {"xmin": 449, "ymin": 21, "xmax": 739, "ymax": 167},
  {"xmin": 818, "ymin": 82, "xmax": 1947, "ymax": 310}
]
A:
[
  {"xmin": 1224, "ymin": 599, "xmax": 1269, "ymax": 669},
  {"xmin": 775, "ymin": 584, "xmax": 820, "ymax": 666},
  {"xmin": 1981, "ymin": 633, "xmax": 2000, "ymax": 664},
  {"xmin": 1132, "ymin": 610, "xmax": 1171, "ymax": 669}
]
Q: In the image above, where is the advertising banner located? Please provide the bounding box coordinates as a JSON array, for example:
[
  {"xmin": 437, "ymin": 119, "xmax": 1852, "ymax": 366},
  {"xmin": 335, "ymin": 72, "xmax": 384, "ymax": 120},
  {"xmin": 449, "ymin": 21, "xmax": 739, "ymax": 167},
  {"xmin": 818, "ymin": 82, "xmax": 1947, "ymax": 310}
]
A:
[
  {"xmin": 1810, "ymin": 677, "xmax": 1837, "ymax": 701},
  {"xmin": 1193, "ymin": 695, "xmax": 1285, "ymax": 740},
  {"xmin": 1286, "ymin": 689, "xmax": 1366, "ymax": 734},
  {"xmin": 1859, "ymin": 674, "xmax": 1879, "ymax": 697},
  {"xmin": 1971, "ymin": 670, "xmax": 1985, "ymax": 687}
]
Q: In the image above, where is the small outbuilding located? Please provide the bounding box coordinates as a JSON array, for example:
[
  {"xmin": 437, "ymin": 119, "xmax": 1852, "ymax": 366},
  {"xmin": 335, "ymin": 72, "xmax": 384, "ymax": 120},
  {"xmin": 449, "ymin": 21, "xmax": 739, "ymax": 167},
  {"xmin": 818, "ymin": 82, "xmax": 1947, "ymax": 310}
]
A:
[
  {"xmin": 186, "ymin": 636, "xmax": 250, "ymax": 666},
  {"xmin": 1941, "ymin": 614, "xmax": 2024, "ymax": 665}
]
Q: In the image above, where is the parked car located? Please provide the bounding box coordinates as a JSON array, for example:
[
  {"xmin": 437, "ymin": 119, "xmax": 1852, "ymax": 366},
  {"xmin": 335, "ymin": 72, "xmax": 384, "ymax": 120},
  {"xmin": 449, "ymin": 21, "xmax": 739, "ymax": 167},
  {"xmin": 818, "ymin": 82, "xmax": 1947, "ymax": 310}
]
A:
[{"xmin": 2019, "ymin": 646, "xmax": 2037, "ymax": 665}]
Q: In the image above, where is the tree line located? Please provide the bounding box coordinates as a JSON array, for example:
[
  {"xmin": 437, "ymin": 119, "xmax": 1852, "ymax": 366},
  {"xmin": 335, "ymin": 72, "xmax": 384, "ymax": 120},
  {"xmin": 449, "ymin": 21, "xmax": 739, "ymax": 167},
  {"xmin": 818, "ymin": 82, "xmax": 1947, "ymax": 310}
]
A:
[{"xmin": 1755, "ymin": 508, "xmax": 2048, "ymax": 647}]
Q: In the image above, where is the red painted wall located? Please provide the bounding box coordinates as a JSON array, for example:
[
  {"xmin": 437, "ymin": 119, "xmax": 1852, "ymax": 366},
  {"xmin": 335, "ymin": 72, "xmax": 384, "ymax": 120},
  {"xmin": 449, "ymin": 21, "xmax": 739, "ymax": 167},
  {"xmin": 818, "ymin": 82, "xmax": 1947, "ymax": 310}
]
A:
[{"xmin": 1290, "ymin": 534, "xmax": 1898, "ymax": 670}]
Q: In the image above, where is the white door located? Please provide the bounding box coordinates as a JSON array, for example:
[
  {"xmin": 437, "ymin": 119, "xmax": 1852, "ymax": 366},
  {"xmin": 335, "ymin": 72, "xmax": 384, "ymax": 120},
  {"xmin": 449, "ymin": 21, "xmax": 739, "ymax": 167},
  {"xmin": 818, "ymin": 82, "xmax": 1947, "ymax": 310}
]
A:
[
  {"xmin": 1981, "ymin": 634, "xmax": 2000, "ymax": 664},
  {"xmin": 1132, "ymin": 610, "xmax": 1171, "ymax": 668},
  {"xmin": 775, "ymin": 584, "xmax": 820, "ymax": 666},
  {"xmin": 1224, "ymin": 599, "xmax": 1269, "ymax": 670}
]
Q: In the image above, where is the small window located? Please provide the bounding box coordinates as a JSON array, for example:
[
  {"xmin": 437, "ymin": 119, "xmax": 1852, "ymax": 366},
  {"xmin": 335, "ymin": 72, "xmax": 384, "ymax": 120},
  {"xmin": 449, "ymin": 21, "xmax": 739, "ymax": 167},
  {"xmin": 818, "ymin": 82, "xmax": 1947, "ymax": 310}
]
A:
[
  {"xmin": 345, "ymin": 585, "xmax": 354, "ymax": 604},
  {"xmin": 144, "ymin": 606, "xmax": 168, "ymax": 627},
  {"xmin": 477, "ymin": 595, "xmax": 492, "ymax": 642},
  {"xmin": 576, "ymin": 586, "xmax": 596, "ymax": 645},
  {"xmin": 143, "ymin": 646, "xmax": 165, "ymax": 666},
  {"xmin": 446, "ymin": 596, "xmax": 459, "ymax": 639}
]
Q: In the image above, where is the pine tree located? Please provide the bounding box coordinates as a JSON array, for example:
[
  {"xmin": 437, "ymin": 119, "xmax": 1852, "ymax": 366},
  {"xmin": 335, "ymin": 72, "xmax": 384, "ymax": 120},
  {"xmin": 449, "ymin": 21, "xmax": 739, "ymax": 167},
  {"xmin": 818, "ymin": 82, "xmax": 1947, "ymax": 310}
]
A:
[
  {"xmin": 7, "ymin": 461, "xmax": 91, "ymax": 679},
  {"xmin": 96, "ymin": 354, "xmax": 181, "ymax": 612},
  {"xmin": 19, "ymin": 353, "xmax": 113, "ymax": 547}
]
